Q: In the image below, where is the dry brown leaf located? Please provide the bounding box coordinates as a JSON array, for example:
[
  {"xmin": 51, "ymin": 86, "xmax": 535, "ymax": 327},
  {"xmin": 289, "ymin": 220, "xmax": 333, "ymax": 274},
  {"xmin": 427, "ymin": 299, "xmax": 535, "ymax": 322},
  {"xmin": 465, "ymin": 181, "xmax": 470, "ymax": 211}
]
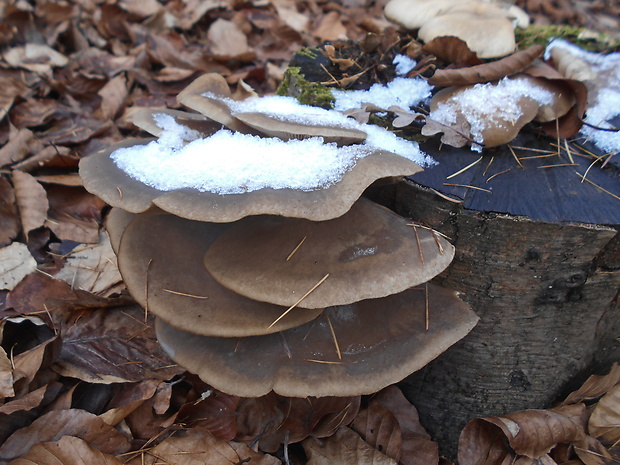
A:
[
  {"xmin": 352, "ymin": 401, "xmax": 402, "ymax": 462},
  {"xmin": 0, "ymin": 243, "xmax": 37, "ymax": 291},
  {"xmin": 459, "ymin": 404, "xmax": 588, "ymax": 464},
  {"xmin": 0, "ymin": 128, "xmax": 43, "ymax": 168},
  {"xmin": 126, "ymin": 427, "xmax": 280, "ymax": 465},
  {"xmin": 0, "ymin": 177, "xmax": 20, "ymax": 247},
  {"xmin": 389, "ymin": 106, "xmax": 425, "ymax": 129},
  {"xmin": 313, "ymin": 11, "xmax": 348, "ymax": 42},
  {"xmin": 0, "ymin": 347, "xmax": 14, "ymax": 399},
  {"xmin": 178, "ymin": 390, "xmax": 240, "ymax": 441},
  {"xmin": 54, "ymin": 232, "xmax": 121, "ymax": 295},
  {"xmin": 563, "ymin": 363, "xmax": 620, "ymax": 405},
  {"xmin": 208, "ymin": 19, "xmax": 251, "ymax": 59},
  {"xmin": 99, "ymin": 379, "xmax": 163, "ymax": 427},
  {"xmin": 574, "ymin": 435, "xmax": 616, "ymax": 465},
  {"xmin": 8, "ymin": 435, "xmax": 124, "ymax": 465},
  {"xmin": 12, "ymin": 170, "xmax": 49, "ymax": 239},
  {"xmin": 373, "ymin": 386, "xmax": 439, "ymax": 465},
  {"xmin": 0, "ymin": 409, "xmax": 130, "ymax": 462},
  {"xmin": 54, "ymin": 305, "xmax": 183, "ymax": 384},
  {"xmin": 0, "ymin": 77, "xmax": 31, "ymax": 124},
  {"xmin": 3, "ymin": 44, "xmax": 68, "ymax": 74},
  {"xmin": 523, "ymin": 60, "xmax": 588, "ymax": 138},
  {"xmin": 421, "ymin": 115, "xmax": 471, "ymax": 148},
  {"xmin": 0, "ymin": 383, "xmax": 64, "ymax": 445},
  {"xmin": 428, "ymin": 45, "xmax": 545, "ymax": 87},
  {"xmin": 422, "ymin": 37, "xmax": 482, "ymax": 68},
  {"xmin": 589, "ymin": 384, "xmax": 620, "ymax": 442},
  {"xmin": 303, "ymin": 426, "xmax": 398, "ymax": 465},
  {"xmin": 97, "ymin": 74, "xmax": 129, "ymax": 121}
]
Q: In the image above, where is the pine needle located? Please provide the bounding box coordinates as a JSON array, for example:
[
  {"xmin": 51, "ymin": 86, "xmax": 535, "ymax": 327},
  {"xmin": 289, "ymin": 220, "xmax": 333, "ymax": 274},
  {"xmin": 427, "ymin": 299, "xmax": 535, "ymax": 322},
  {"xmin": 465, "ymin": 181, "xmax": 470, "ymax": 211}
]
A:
[{"xmin": 268, "ymin": 274, "xmax": 330, "ymax": 329}]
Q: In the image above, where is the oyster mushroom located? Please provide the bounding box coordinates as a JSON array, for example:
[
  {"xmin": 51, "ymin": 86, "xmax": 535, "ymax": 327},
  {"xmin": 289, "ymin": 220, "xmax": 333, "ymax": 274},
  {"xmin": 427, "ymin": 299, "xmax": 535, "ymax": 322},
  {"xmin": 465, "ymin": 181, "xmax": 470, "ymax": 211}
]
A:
[
  {"xmin": 204, "ymin": 197, "xmax": 454, "ymax": 308},
  {"xmin": 116, "ymin": 212, "xmax": 324, "ymax": 337},
  {"xmin": 384, "ymin": 0, "xmax": 529, "ymax": 58},
  {"xmin": 155, "ymin": 283, "xmax": 479, "ymax": 397}
]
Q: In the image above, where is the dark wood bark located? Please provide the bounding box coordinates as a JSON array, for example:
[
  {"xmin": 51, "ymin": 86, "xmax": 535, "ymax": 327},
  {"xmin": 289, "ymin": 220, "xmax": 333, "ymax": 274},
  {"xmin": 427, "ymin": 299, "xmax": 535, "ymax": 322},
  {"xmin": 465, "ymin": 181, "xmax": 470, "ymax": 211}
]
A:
[{"xmin": 386, "ymin": 179, "xmax": 620, "ymax": 458}]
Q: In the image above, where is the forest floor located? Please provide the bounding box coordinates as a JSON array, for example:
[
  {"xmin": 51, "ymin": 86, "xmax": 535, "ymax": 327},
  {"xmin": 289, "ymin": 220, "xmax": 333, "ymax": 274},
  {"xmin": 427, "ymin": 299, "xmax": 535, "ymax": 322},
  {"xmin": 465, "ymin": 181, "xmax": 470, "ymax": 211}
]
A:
[{"xmin": 0, "ymin": 0, "xmax": 619, "ymax": 464}]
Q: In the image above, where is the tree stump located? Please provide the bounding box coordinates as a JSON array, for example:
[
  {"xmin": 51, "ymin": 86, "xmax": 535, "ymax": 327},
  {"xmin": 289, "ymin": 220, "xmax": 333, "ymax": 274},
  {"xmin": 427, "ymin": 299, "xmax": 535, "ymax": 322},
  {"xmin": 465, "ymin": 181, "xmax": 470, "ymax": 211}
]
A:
[{"xmin": 381, "ymin": 132, "xmax": 620, "ymax": 458}]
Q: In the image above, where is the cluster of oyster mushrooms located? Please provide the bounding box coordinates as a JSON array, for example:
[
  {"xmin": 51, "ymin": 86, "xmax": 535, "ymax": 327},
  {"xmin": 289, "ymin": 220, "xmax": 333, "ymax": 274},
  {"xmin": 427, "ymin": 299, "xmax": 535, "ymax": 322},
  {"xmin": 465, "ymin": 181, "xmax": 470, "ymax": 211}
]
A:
[{"xmin": 80, "ymin": 73, "xmax": 478, "ymax": 398}]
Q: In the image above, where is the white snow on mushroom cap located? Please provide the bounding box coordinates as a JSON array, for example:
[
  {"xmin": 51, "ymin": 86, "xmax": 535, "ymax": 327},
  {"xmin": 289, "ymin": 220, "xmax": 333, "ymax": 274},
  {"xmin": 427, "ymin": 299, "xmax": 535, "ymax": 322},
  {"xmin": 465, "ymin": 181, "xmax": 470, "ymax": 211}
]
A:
[
  {"xmin": 111, "ymin": 80, "xmax": 436, "ymax": 195},
  {"xmin": 111, "ymin": 115, "xmax": 379, "ymax": 194},
  {"xmin": 429, "ymin": 76, "xmax": 555, "ymax": 151},
  {"xmin": 546, "ymin": 39, "xmax": 620, "ymax": 155}
]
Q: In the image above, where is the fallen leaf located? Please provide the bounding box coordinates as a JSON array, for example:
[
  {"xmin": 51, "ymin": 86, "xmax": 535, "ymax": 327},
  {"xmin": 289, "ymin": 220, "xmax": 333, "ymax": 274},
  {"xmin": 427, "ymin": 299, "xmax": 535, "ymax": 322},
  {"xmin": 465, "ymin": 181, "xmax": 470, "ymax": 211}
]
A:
[
  {"xmin": 8, "ymin": 435, "xmax": 124, "ymax": 465},
  {"xmin": 97, "ymin": 74, "xmax": 129, "ymax": 121},
  {"xmin": 352, "ymin": 401, "xmax": 402, "ymax": 462},
  {"xmin": 0, "ymin": 346, "xmax": 14, "ymax": 398},
  {"xmin": 0, "ymin": 77, "xmax": 31, "ymax": 124},
  {"xmin": 3, "ymin": 44, "xmax": 68, "ymax": 74},
  {"xmin": 589, "ymin": 384, "xmax": 620, "ymax": 442},
  {"xmin": 303, "ymin": 426, "xmax": 398, "ymax": 465},
  {"xmin": 54, "ymin": 305, "xmax": 183, "ymax": 384},
  {"xmin": 0, "ymin": 243, "xmax": 37, "ymax": 291},
  {"xmin": 428, "ymin": 45, "xmax": 545, "ymax": 87},
  {"xmin": 0, "ymin": 382, "xmax": 63, "ymax": 445},
  {"xmin": 313, "ymin": 11, "xmax": 348, "ymax": 42},
  {"xmin": 458, "ymin": 404, "xmax": 588, "ymax": 464},
  {"xmin": 12, "ymin": 170, "xmax": 49, "ymax": 239},
  {"xmin": 563, "ymin": 363, "xmax": 620, "ymax": 405},
  {"xmin": 208, "ymin": 19, "xmax": 251, "ymax": 59},
  {"xmin": 0, "ymin": 128, "xmax": 43, "ymax": 168},
  {"xmin": 178, "ymin": 390, "xmax": 240, "ymax": 441},
  {"xmin": 54, "ymin": 232, "xmax": 122, "ymax": 295},
  {"xmin": 422, "ymin": 37, "xmax": 482, "ymax": 68},
  {"xmin": 125, "ymin": 427, "xmax": 280, "ymax": 465},
  {"xmin": 574, "ymin": 435, "xmax": 616, "ymax": 465},
  {"xmin": 0, "ymin": 409, "xmax": 130, "ymax": 462},
  {"xmin": 0, "ymin": 177, "xmax": 20, "ymax": 247},
  {"xmin": 99, "ymin": 379, "xmax": 163, "ymax": 426},
  {"xmin": 421, "ymin": 115, "xmax": 471, "ymax": 148}
]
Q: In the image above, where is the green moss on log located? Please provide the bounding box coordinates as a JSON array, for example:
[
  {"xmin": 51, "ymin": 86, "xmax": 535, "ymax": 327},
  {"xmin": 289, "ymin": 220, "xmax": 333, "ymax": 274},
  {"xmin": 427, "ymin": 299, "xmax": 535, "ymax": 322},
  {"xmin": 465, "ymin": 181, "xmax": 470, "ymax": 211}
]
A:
[
  {"xmin": 515, "ymin": 25, "xmax": 620, "ymax": 53},
  {"xmin": 276, "ymin": 66, "xmax": 334, "ymax": 109}
]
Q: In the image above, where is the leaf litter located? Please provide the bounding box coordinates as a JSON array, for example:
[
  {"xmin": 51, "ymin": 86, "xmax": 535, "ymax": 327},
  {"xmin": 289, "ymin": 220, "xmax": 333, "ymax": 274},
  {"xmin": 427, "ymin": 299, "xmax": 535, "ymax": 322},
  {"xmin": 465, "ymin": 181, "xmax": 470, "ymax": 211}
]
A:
[{"xmin": 0, "ymin": 0, "xmax": 618, "ymax": 463}]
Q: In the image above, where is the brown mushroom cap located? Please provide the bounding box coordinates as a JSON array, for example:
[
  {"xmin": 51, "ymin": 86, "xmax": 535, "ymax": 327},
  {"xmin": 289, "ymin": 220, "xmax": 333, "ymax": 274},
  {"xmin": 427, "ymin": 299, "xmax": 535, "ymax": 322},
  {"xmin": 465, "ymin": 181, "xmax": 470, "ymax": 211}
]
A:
[
  {"xmin": 176, "ymin": 73, "xmax": 257, "ymax": 134},
  {"xmin": 117, "ymin": 212, "xmax": 324, "ymax": 337},
  {"xmin": 204, "ymin": 197, "xmax": 454, "ymax": 309},
  {"xmin": 105, "ymin": 208, "xmax": 136, "ymax": 254},
  {"xmin": 234, "ymin": 112, "xmax": 368, "ymax": 146},
  {"xmin": 132, "ymin": 108, "xmax": 223, "ymax": 138},
  {"xmin": 79, "ymin": 140, "xmax": 423, "ymax": 222},
  {"xmin": 155, "ymin": 283, "xmax": 479, "ymax": 397}
]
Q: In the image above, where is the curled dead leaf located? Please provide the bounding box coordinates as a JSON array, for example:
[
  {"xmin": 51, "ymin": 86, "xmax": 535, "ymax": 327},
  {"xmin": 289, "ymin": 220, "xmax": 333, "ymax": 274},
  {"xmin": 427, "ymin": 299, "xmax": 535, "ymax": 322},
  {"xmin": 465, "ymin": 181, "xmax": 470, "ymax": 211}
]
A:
[
  {"xmin": 428, "ymin": 45, "xmax": 545, "ymax": 87},
  {"xmin": 458, "ymin": 404, "xmax": 588, "ymax": 465}
]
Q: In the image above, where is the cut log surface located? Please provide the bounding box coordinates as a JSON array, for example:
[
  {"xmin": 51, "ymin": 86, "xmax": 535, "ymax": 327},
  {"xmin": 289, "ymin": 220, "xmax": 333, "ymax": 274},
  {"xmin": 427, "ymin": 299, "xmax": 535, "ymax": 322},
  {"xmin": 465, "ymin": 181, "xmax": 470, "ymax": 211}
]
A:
[{"xmin": 392, "ymin": 133, "xmax": 620, "ymax": 457}]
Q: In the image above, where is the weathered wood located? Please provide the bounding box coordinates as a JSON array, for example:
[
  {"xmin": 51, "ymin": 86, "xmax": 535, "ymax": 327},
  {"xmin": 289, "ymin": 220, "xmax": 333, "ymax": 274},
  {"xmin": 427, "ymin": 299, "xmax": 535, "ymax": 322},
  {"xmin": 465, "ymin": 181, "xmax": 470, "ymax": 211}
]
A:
[{"xmin": 390, "ymin": 179, "xmax": 620, "ymax": 458}]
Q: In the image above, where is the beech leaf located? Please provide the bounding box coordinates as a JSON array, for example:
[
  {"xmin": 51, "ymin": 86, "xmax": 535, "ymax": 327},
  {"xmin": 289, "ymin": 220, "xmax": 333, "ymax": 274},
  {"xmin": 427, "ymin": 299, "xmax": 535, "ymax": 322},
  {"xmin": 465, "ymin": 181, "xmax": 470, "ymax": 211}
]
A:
[
  {"xmin": 352, "ymin": 401, "xmax": 402, "ymax": 462},
  {"xmin": 428, "ymin": 45, "xmax": 545, "ymax": 87},
  {"xmin": 563, "ymin": 363, "xmax": 620, "ymax": 405},
  {"xmin": 8, "ymin": 435, "xmax": 124, "ymax": 465},
  {"xmin": 12, "ymin": 170, "xmax": 49, "ymax": 239},
  {"xmin": 303, "ymin": 427, "xmax": 398, "ymax": 465},
  {"xmin": 589, "ymin": 384, "xmax": 620, "ymax": 442},
  {"xmin": 0, "ymin": 243, "xmax": 37, "ymax": 291}
]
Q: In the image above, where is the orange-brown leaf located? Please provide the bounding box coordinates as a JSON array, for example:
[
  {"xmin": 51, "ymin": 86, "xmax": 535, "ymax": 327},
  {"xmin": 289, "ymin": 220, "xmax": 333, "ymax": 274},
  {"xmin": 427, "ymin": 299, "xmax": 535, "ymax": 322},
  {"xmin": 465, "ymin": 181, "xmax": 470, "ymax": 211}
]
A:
[
  {"xmin": 422, "ymin": 37, "xmax": 482, "ymax": 68},
  {"xmin": 12, "ymin": 170, "xmax": 49, "ymax": 239},
  {"xmin": 458, "ymin": 404, "xmax": 588, "ymax": 464},
  {"xmin": 428, "ymin": 45, "xmax": 545, "ymax": 87},
  {"xmin": 8, "ymin": 435, "xmax": 123, "ymax": 465},
  {"xmin": 563, "ymin": 363, "xmax": 620, "ymax": 405},
  {"xmin": 353, "ymin": 401, "xmax": 402, "ymax": 462}
]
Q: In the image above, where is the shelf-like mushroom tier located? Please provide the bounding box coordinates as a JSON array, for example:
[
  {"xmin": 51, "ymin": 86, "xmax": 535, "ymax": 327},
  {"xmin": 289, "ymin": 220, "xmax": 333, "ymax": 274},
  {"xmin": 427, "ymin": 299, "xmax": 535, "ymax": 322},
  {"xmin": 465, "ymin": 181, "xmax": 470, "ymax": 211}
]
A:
[
  {"xmin": 155, "ymin": 283, "xmax": 478, "ymax": 397},
  {"xmin": 115, "ymin": 212, "xmax": 324, "ymax": 337},
  {"xmin": 80, "ymin": 139, "xmax": 422, "ymax": 223},
  {"xmin": 204, "ymin": 197, "xmax": 454, "ymax": 308}
]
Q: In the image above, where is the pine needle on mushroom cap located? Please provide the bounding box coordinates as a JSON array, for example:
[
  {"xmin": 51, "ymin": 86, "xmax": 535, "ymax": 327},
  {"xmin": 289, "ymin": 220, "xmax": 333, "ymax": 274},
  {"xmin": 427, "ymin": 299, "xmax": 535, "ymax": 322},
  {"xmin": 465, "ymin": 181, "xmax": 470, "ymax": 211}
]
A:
[
  {"xmin": 155, "ymin": 283, "xmax": 478, "ymax": 398},
  {"xmin": 115, "ymin": 212, "xmax": 324, "ymax": 337},
  {"xmin": 204, "ymin": 197, "xmax": 455, "ymax": 309}
]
